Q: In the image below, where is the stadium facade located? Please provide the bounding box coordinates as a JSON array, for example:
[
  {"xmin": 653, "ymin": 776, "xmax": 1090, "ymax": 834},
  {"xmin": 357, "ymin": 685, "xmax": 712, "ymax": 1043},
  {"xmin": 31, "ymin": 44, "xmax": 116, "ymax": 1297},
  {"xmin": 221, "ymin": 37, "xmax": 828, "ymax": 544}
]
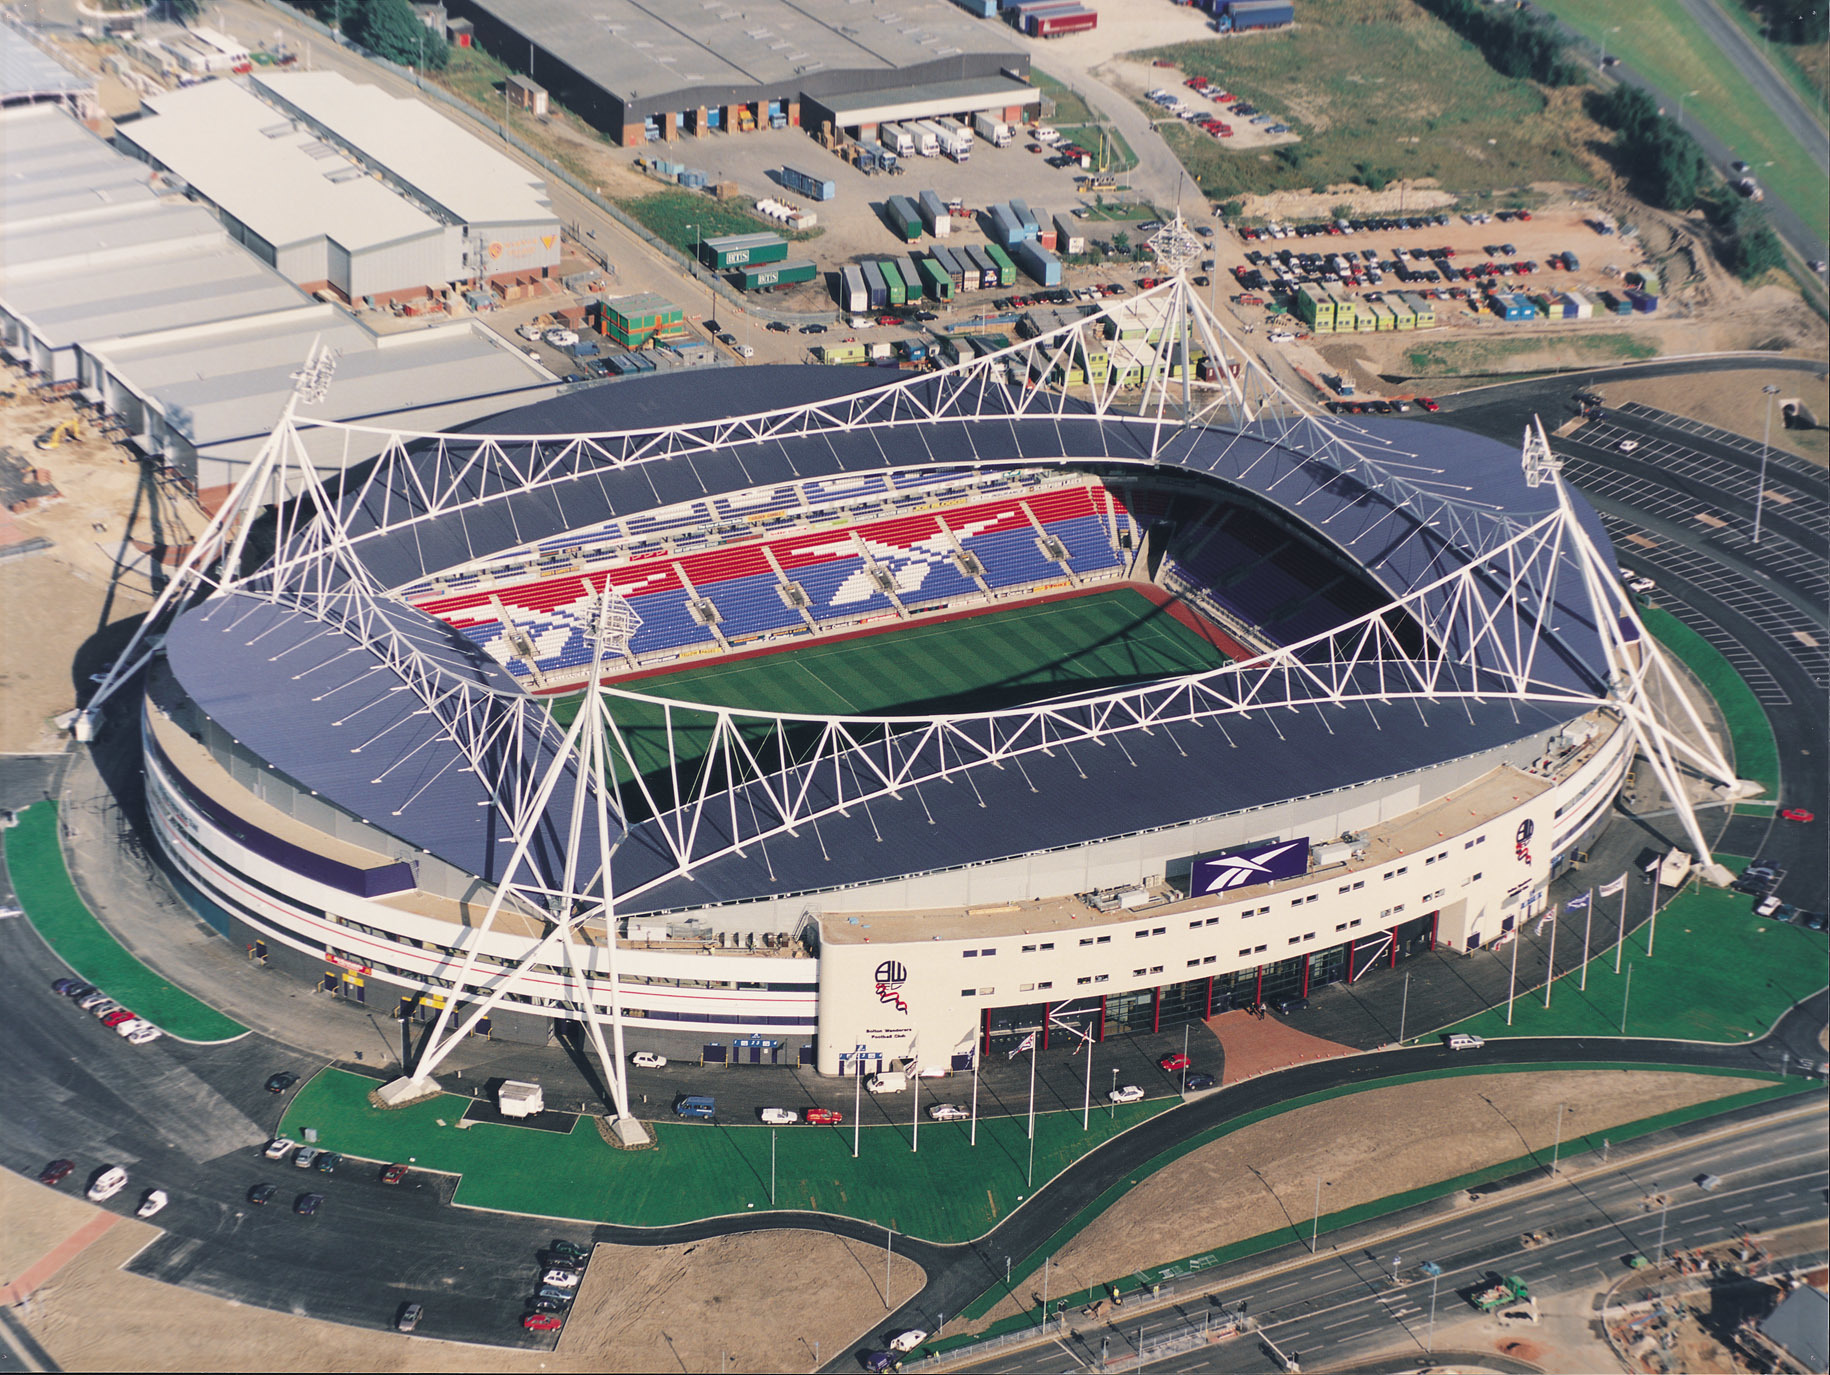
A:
[{"xmin": 105, "ymin": 285, "xmax": 1732, "ymax": 1108}]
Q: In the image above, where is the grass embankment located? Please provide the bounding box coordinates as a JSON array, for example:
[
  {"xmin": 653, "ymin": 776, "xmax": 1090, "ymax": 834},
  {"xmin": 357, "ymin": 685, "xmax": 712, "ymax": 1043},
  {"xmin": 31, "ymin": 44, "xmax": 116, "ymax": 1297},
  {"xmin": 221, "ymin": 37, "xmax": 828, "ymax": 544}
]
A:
[
  {"xmin": 943, "ymin": 1066, "xmax": 1812, "ymax": 1348},
  {"xmin": 1033, "ymin": 70, "xmax": 1139, "ymax": 173},
  {"xmin": 1402, "ymin": 332, "xmax": 1660, "ymax": 376},
  {"xmin": 3, "ymin": 803, "xmax": 246, "ymax": 1042},
  {"xmin": 1639, "ymin": 605, "xmax": 1779, "ymax": 797},
  {"xmin": 1141, "ymin": 0, "xmax": 1595, "ymax": 203},
  {"xmin": 281, "ymin": 1070, "xmax": 1165, "ymax": 1241},
  {"xmin": 1531, "ymin": 0, "xmax": 1830, "ymax": 242},
  {"xmin": 1435, "ymin": 864, "xmax": 1822, "ymax": 1043},
  {"xmin": 623, "ymin": 190, "xmax": 820, "ymax": 256}
]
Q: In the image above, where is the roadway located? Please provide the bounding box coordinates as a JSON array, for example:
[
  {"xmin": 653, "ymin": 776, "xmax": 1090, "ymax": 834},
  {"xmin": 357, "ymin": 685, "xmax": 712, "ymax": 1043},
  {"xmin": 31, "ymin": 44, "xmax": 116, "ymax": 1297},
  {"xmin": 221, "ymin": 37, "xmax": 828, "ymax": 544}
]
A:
[{"xmin": 947, "ymin": 1107, "xmax": 1830, "ymax": 1374}]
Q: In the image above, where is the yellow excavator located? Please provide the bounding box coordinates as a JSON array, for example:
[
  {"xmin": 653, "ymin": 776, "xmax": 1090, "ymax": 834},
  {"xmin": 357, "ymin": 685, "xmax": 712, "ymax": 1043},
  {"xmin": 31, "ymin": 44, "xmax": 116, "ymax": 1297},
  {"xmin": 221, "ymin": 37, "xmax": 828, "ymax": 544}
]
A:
[{"xmin": 35, "ymin": 418, "xmax": 83, "ymax": 449}]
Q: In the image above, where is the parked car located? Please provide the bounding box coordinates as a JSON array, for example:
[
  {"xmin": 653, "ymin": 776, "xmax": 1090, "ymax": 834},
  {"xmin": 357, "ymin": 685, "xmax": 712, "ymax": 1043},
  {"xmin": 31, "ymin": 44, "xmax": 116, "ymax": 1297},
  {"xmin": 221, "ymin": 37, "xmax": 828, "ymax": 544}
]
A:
[
  {"xmin": 1158, "ymin": 1053, "xmax": 1192, "ymax": 1072},
  {"xmin": 397, "ymin": 1302, "xmax": 423, "ymax": 1333},
  {"xmin": 265, "ymin": 1072, "xmax": 299, "ymax": 1094},
  {"xmin": 115, "ymin": 1017, "xmax": 153, "ymax": 1038},
  {"xmin": 314, "ymin": 1152, "xmax": 342, "ymax": 1175},
  {"xmin": 293, "ymin": 1192, "xmax": 324, "ymax": 1216},
  {"xmin": 1108, "ymin": 1085, "xmax": 1145, "ymax": 1105},
  {"xmin": 1780, "ymin": 808, "xmax": 1815, "ymax": 823},
  {"xmin": 536, "ymin": 1284, "xmax": 577, "ymax": 1303},
  {"xmin": 759, "ymin": 1107, "xmax": 799, "ymax": 1125},
  {"xmin": 541, "ymin": 1268, "xmax": 580, "ymax": 1289},
  {"xmin": 87, "ymin": 1166, "xmax": 128, "ymax": 1202},
  {"xmin": 247, "ymin": 1182, "xmax": 277, "ymax": 1205},
  {"xmin": 102, "ymin": 1009, "xmax": 137, "ymax": 1028},
  {"xmin": 927, "ymin": 1103, "xmax": 968, "ymax": 1122},
  {"xmin": 548, "ymin": 1239, "xmax": 590, "ymax": 1262},
  {"xmin": 1616, "ymin": 439, "xmax": 1639, "ymax": 453},
  {"xmin": 527, "ymin": 1297, "xmax": 567, "ymax": 1314},
  {"xmin": 1417, "ymin": 397, "xmax": 1440, "ymax": 412},
  {"xmin": 126, "ymin": 1024, "xmax": 163, "ymax": 1045},
  {"xmin": 293, "ymin": 1146, "xmax": 322, "ymax": 1170},
  {"xmin": 523, "ymin": 1313, "xmax": 564, "ymax": 1331},
  {"xmin": 381, "ymin": 1162, "xmax": 409, "ymax": 1185},
  {"xmin": 52, "ymin": 977, "xmax": 77, "ymax": 995},
  {"xmin": 39, "ymin": 1159, "xmax": 75, "ymax": 1187},
  {"xmin": 136, "ymin": 1189, "xmax": 168, "ymax": 1219},
  {"xmin": 765, "ymin": 321, "xmax": 790, "ymax": 333},
  {"xmin": 263, "ymin": 1138, "xmax": 297, "ymax": 1161},
  {"xmin": 1183, "ymin": 1073, "xmax": 1218, "ymax": 1091},
  {"xmin": 805, "ymin": 1107, "xmax": 844, "ymax": 1126}
]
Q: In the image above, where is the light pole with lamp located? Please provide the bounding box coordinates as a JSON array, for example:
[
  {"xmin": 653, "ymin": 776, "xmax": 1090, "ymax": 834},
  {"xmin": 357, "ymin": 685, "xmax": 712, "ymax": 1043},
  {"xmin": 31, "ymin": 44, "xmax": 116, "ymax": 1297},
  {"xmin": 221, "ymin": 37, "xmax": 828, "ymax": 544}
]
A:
[
  {"xmin": 1599, "ymin": 25, "xmax": 1622, "ymax": 68},
  {"xmin": 1109, "ymin": 1066, "xmax": 1118, "ymax": 1119},
  {"xmin": 1675, "ymin": 88, "xmax": 1700, "ymax": 124},
  {"xmin": 1756, "ymin": 384, "xmax": 1780, "ymax": 543}
]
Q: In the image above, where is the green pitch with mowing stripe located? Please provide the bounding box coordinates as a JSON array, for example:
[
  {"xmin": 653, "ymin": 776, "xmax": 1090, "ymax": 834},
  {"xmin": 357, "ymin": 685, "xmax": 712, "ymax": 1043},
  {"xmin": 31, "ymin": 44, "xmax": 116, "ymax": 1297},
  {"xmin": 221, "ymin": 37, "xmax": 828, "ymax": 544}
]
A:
[{"xmin": 552, "ymin": 588, "xmax": 1232, "ymax": 804}]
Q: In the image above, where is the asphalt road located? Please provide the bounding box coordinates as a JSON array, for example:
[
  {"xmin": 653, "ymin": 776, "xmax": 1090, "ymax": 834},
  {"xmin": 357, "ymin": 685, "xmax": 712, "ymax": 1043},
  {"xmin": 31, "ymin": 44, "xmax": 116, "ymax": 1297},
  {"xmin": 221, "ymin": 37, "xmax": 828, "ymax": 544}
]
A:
[{"xmin": 948, "ymin": 1107, "xmax": 1830, "ymax": 1374}]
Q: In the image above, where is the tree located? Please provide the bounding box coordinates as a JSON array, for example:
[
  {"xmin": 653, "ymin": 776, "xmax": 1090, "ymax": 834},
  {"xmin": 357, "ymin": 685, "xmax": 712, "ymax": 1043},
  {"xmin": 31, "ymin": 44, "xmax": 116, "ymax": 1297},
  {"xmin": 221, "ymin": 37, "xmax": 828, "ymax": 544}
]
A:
[
  {"xmin": 1111, "ymin": 230, "xmax": 1131, "ymax": 256},
  {"xmin": 347, "ymin": 0, "xmax": 449, "ymax": 70}
]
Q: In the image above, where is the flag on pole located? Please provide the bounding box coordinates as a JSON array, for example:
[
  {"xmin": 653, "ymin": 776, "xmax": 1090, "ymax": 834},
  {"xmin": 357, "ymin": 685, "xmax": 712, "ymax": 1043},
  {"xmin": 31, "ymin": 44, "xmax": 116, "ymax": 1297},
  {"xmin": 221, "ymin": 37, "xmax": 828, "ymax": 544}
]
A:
[
  {"xmin": 1566, "ymin": 892, "xmax": 1591, "ymax": 910},
  {"xmin": 1007, "ymin": 1031, "xmax": 1037, "ymax": 1060},
  {"xmin": 1599, "ymin": 874, "xmax": 1627, "ymax": 897}
]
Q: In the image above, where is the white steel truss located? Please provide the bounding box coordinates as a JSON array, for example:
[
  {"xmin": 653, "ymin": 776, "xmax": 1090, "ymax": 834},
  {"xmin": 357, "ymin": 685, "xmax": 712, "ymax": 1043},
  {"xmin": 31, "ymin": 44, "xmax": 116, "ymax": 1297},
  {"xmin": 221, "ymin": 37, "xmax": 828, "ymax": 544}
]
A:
[{"xmin": 86, "ymin": 262, "xmax": 1745, "ymax": 1090}]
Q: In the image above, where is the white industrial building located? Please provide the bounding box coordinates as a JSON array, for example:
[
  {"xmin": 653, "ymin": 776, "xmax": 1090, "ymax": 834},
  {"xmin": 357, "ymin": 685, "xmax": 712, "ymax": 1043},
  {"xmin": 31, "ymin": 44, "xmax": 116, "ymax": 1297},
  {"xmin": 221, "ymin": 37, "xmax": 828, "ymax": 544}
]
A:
[{"xmin": 115, "ymin": 70, "xmax": 560, "ymax": 304}]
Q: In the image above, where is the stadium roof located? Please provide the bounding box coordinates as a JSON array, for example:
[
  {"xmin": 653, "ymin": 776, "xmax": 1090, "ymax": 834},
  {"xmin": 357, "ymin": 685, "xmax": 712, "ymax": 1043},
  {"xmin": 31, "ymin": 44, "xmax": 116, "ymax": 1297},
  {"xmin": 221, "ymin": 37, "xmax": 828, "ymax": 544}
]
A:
[
  {"xmin": 462, "ymin": 0, "xmax": 1025, "ymax": 101},
  {"xmin": 162, "ymin": 365, "xmax": 1611, "ymax": 901},
  {"xmin": 127, "ymin": 79, "xmax": 443, "ymax": 253},
  {"xmin": 252, "ymin": 72, "xmax": 553, "ymax": 228}
]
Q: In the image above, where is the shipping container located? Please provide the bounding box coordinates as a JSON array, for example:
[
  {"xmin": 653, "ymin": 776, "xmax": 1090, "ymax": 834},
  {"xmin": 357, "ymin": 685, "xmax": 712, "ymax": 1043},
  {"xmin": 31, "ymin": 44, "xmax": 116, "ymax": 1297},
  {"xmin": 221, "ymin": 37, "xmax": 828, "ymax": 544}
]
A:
[
  {"xmin": 1032, "ymin": 7, "xmax": 1098, "ymax": 36},
  {"xmin": 932, "ymin": 244, "xmax": 968, "ymax": 290},
  {"xmin": 883, "ymin": 195, "xmax": 923, "ymax": 243},
  {"xmin": 780, "ymin": 166, "xmax": 837, "ymax": 202},
  {"xmin": 989, "ymin": 204, "xmax": 1024, "ymax": 247},
  {"xmin": 1218, "ymin": 0, "xmax": 1294, "ymax": 32},
  {"xmin": 1052, "ymin": 212, "xmax": 1086, "ymax": 256},
  {"xmin": 918, "ymin": 190, "xmax": 952, "ymax": 237},
  {"xmin": 898, "ymin": 258, "xmax": 925, "ymax": 298},
  {"xmin": 950, "ymin": 0, "xmax": 999, "ymax": 14},
  {"xmin": 962, "ymin": 243, "xmax": 1000, "ymax": 290},
  {"xmin": 1012, "ymin": 239, "xmax": 1063, "ymax": 287},
  {"xmin": 917, "ymin": 257, "xmax": 955, "ymax": 302},
  {"xmin": 1627, "ymin": 289, "xmax": 1658, "ymax": 314},
  {"xmin": 984, "ymin": 242, "xmax": 1019, "ymax": 288},
  {"xmin": 701, "ymin": 232, "xmax": 789, "ymax": 269},
  {"xmin": 877, "ymin": 259, "xmax": 907, "ymax": 307},
  {"xmin": 861, "ymin": 259, "xmax": 889, "ymax": 310},
  {"xmin": 1565, "ymin": 291, "xmax": 1594, "ymax": 320},
  {"xmin": 740, "ymin": 258, "xmax": 818, "ymax": 290},
  {"xmin": 1010, "ymin": 198, "xmax": 1036, "ymax": 235},
  {"xmin": 841, "ymin": 264, "xmax": 869, "ymax": 313}
]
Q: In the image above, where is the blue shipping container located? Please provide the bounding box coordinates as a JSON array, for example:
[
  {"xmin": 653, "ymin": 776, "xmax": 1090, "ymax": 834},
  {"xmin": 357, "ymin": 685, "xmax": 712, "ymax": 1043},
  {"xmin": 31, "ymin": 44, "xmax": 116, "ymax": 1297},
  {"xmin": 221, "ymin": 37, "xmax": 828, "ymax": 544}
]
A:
[
  {"xmin": 781, "ymin": 166, "xmax": 837, "ymax": 201},
  {"xmin": 1012, "ymin": 240, "xmax": 1062, "ymax": 287},
  {"xmin": 950, "ymin": 0, "xmax": 998, "ymax": 13}
]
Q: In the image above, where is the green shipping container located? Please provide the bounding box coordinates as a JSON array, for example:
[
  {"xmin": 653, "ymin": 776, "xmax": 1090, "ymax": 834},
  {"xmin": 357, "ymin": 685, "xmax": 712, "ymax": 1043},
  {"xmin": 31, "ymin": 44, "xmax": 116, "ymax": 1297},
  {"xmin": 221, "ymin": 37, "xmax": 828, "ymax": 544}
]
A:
[
  {"xmin": 917, "ymin": 257, "xmax": 954, "ymax": 302},
  {"xmin": 878, "ymin": 259, "xmax": 906, "ymax": 307},
  {"xmin": 984, "ymin": 242, "xmax": 1018, "ymax": 289},
  {"xmin": 701, "ymin": 232, "xmax": 789, "ymax": 269},
  {"xmin": 739, "ymin": 259, "xmax": 818, "ymax": 290}
]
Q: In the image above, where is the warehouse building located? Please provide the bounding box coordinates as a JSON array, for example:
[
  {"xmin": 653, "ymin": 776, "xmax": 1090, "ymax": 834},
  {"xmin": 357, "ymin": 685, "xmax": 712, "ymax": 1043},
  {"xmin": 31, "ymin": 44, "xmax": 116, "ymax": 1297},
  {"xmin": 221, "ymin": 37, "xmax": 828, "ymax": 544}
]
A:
[
  {"xmin": 114, "ymin": 70, "xmax": 559, "ymax": 304},
  {"xmin": 446, "ymin": 0, "xmax": 1033, "ymax": 146},
  {"xmin": 2, "ymin": 15, "xmax": 98, "ymax": 116}
]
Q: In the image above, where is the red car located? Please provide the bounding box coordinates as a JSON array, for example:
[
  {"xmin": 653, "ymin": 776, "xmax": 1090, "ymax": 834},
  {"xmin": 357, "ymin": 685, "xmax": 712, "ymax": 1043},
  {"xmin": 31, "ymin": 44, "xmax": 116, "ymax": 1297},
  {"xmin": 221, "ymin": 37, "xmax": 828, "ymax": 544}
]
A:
[
  {"xmin": 102, "ymin": 1009, "xmax": 137, "ymax": 1027},
  {"xmin": 381, "ymin": 1162, "xmax": 409, "ymax": 1185},
  {"xmin": 876, "ymin": 315, "xmax": 901, "ymax": 327},
  {"xmin": 1781, "ymin": 808, "xmax": 1816, "ymax": 822},
  {"xmin": 1159, "ymin": 1053, "xmax": 1192, "ymax": 1072},
  {"xmin": 805, "ymin": 1107, "xmax": 844, "ymax": 1126},
  {"xmin": 523, "ymin": 1313, "xmax": 564, "ymax": 1332},
  {"xmin": 1417, "ymin": 397, "xmax": 1440, "ymax": 412},
  {"xmin": 39, "ymin": 1159, "xmax": 75, "ymax": 1187}
]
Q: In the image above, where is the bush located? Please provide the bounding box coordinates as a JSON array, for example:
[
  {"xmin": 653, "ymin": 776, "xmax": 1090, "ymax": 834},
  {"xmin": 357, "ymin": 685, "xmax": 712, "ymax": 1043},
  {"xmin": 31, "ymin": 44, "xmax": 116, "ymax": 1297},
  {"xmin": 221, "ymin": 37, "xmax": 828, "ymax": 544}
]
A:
[
  {"xmin": 1413, "ymin": 0, "xmax": 1583, "ymax": 87},
  {"xmin": 1702, "ymin": 191, "xmax": 1786, "ymax": 279},
  {"xmin": 346, "ymin": 0, "xmax": 449, "ymax": 70},
  {"xmin": 1589, "ymin": 86, "xmax": 1705, "ymax": 211}
]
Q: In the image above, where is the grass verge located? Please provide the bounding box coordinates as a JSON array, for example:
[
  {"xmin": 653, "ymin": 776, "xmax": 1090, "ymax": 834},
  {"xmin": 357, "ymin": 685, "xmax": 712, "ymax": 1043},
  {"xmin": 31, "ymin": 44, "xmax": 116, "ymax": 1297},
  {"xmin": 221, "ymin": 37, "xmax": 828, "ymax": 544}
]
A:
[
  {"xmin": 1639, "ymin": 606, "xmax": 1779, "ymax": 795},
  {"xmin": 3, "ymin": 803, "xmax": 246, "ymax": 1042},
  {"xmin": 1034, "ymin": 70, "xmax": 1138, "ymax": 172},
  {"xmin": 280, "ymin": 1069, "xmax": 1166, "ymax": 1242},
  {"xmin": 622, "ymin": 189, "xmax": 817, "ymax": 256},
  {"xmin": 1531, "ymin": 0, "xmax": 1829, "ymax": 242},
  {"xmin": 1139, "ymin": 0, "xmax": 1595, "ymax": 202},
  {"xmin": 943, "ymin": 1068, "xmax": 1813, "ymax": 1347},
  {"xmin": 1433, "ymin": 866, "xmax": 1821, "ymax": 1043},
  {"xmin": 1401, "ymin": 332, "xmax": 1659, "ymax": 375}
]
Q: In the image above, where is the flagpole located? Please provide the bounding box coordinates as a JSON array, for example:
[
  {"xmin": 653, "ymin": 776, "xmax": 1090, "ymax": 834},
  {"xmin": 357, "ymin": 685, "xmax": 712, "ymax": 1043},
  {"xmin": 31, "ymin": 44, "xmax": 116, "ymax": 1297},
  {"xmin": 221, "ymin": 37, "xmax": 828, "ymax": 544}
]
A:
[
  {"xmin": 1614, "ymin": 881, "xmax": 1626, "ymax": 974},
  {"xmin": 1026, "ymin": 1036, "xmax": 1037, "ymax": 1142},
  {"xmin": 1543, "ymin": 896, "xmax": 1557, "ymax": 1009},
  {"xmin": 912, "ymin": 1061, "xmax": 920, "ymax": 1155},
  {"xmin": 1082, "ymin": 1027, "xmax": 1092, "ymax": 1132},
  {"xmin": 970, "ymin": 1044, "xmax": 980, "ymax": 1148},
  {"xmin": 1647, "ymin": 875, "xmax": 1659, "ymax": 958},
  {"xmin": 1620, "ymin": 961, "xmax": 1633, "ymax": 1032},
  {"xmin": 1506, "ymin": 926, "xmax": 1518, "ymax": 1025},
  {"xmin": 1579, "ymin": 888, "xmax": 1592, "ymax": 992}
]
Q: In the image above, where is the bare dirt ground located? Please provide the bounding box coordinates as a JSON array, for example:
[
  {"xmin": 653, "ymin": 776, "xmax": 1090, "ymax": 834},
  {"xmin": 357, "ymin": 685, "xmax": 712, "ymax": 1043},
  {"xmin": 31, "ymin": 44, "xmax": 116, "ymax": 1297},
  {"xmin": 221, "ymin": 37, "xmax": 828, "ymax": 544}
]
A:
[
  {"xmin": 559, "ymin": 1231, "xmax": 925, "ymax": 1373},
  {"xmin": 963, "ymin": 1069, "xmax": 1768, "ymax": 1330},
  {"xmin": 0, "ymin": 371, "xmax": 173, "ymax": 753},
  {"xmin": 1600, "ymin": 366, "xmax": 1830, "ymax": 466},
  {"xmin": 1208, "ymin": 1007, "xmax": 1355, "ymax": 1081}
]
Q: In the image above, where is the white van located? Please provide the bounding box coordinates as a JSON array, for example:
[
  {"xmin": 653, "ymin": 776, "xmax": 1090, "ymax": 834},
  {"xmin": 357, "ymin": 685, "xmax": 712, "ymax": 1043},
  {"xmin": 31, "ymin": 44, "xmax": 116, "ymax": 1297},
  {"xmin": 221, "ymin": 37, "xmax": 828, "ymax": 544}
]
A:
[
  {"xmin": 1445, "ymin": 1033, "xmax": 1485, "ymax": 1051},
  {"xmin": 866, "ymin": 1071, "xmax": 908, "ymax": 1093}
]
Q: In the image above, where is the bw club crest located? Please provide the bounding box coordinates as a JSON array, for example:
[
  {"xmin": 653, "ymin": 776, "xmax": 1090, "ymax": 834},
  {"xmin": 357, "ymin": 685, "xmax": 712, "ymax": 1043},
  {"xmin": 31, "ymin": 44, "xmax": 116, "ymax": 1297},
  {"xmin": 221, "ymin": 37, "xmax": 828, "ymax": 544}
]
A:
[{"xmin": 874, "ymin": 960, "xmax": 908, "ymax": 1014}]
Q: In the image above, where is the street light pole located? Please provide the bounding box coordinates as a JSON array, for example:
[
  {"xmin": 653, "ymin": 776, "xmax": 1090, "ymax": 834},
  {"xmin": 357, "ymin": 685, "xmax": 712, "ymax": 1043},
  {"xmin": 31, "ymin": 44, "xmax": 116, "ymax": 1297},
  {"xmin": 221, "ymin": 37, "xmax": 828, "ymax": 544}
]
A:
[
  {"xmin": 1550, "ymin": 1101, "xmax": 1565, "ymax": 1174},
  {"xmin": 1311, "ymin": 1174, "xmax": 1323, "ymax": 1252},
  {"xmin": 1756, "ymin": 384, "xmax": 1780, "ymax": 543},
  {"xmin": 1398, "ymin": 970, "xmax": 1410, "ymax": 1045},
  {"xmin": 1428, "ymin": 1269, "xmax": 1439, "ymax": 1351}
]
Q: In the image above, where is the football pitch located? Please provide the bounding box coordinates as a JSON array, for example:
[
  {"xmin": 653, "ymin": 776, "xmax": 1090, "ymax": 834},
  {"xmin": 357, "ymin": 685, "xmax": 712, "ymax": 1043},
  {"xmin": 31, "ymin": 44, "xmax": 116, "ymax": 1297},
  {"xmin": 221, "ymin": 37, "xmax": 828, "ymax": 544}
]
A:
[{"xmin": 553, "ymin": 589, "xmax": 1233, "ymax": 801}]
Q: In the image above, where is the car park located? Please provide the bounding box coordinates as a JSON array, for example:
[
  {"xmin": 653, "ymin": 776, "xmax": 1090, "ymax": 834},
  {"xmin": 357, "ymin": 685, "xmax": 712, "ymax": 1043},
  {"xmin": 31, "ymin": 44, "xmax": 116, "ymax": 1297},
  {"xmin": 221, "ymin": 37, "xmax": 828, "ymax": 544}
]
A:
[
  {"xmin": 263, "ymin": 1137, "xmax": 297, "ymax": 1161},
  {"xmin": 805, "ymin": 1107, "xmax": 844, "ymax": 1125},
  {"xmin": 927, "ymin": 1103, "xmax": 968, "ymax": 1121},
  {"xmin": 39, "ymin": 1159, "xmax": 74, "ymax": 1187},
  {"xmin": 294, "ymin": 1192, "xmax": 324, "ymax": 1216},
  {"xmin": 397, "ymin": 1302, "xmax": 423, "ymax": 1333},
  {"xmin": 248, "ymin": 1182, "xmax": 277, "ymax": 1205},
  {"xmin": 1108, "ymin": 1084, "xmax": 1145, "ymax": 1104},
  {"xmin": 265, "ymin": 1072, "xmax": 299, "ymax": 1094},
  {"xmin": 759, "ymin": 1107, "xmax": 799, "ymax": 1125},
  {"xmin": 87, "ymin": 1166, "xmax": 128, "ymax": 1201}
]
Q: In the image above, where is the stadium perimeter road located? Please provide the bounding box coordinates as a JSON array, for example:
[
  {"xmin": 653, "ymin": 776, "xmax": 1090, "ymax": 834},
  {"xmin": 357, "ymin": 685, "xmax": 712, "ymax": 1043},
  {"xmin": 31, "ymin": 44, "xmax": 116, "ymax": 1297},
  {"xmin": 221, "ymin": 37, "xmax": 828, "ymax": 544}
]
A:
[{"xmin": 938, "ymin": 1105, "xmax": 1829, "ymax": 1375}]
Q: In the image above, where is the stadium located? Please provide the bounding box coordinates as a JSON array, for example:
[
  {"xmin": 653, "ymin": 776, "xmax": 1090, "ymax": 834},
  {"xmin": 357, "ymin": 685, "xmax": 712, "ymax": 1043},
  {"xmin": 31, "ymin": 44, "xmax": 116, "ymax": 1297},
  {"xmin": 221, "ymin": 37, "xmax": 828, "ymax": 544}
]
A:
[{"xmin": 101, "ymin": 273, "xmax": 1731, "ymax": 1117}]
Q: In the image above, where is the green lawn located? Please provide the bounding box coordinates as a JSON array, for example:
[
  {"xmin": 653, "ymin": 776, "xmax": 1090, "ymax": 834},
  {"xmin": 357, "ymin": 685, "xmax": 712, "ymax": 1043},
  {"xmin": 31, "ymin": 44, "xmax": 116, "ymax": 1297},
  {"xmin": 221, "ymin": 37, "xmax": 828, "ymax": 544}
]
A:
[
  {"xmin": 556, "ymin": 589, "xmax": 1235, "ymax": 808},
  {"xmin": 1638, "ymin": 606, "xmax": 1780, "ymax": 796},
  {"xmin": 1532, "ymin": 0, "xmax": 1830, "ymax": 242},
  {"xmin": 1402, "ymin": 332, "xmax": 1660, "ymax": 375},
  {"xmin": 623, "ymin": 190, "xmax": 817, "ymax": 256},
  {"xmin": 1140, "ymin": 0, "xmax": 1595, "ymax": 203},
  {"xmin": 3, "ymin": 803, "xmax": 246, "ymax": 1043},
  {"xmin": 281, "ymin": 1069, "xmax": 1165, "ymax": 1240},
  {"xmin": 1433, "ymin": 866, "xmax": 1823, "ymax": 1043}
]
